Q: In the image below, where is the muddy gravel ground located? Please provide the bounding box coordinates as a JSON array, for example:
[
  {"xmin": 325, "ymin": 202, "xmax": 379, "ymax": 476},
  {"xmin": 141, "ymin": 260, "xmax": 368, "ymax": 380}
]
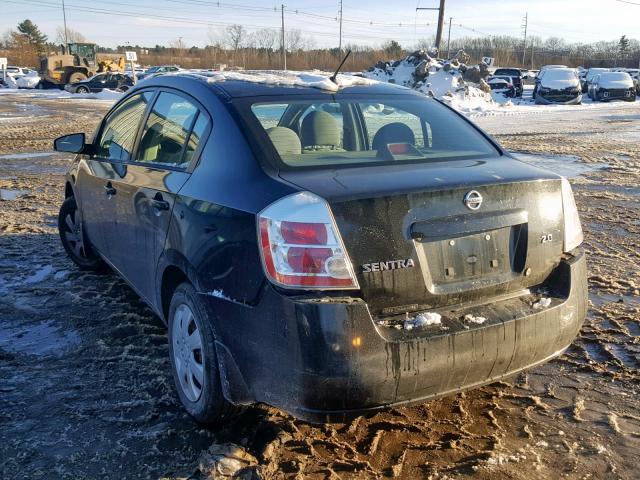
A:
[{"xmin": 0, "ymin": 92, "xmax": 638, "ymax": 480}]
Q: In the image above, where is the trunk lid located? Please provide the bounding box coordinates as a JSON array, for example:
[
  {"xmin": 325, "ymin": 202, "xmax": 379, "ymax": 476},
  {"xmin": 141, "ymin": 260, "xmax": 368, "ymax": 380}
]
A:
[{"xmin": 279, "ymin": 157, "xmax": 565, "ymax": 316}]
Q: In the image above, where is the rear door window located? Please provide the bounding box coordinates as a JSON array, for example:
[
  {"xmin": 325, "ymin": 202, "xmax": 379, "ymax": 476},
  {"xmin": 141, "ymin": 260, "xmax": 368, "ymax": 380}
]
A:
[
  {"xmin": 95, "ymin": 91, "xmax": 154, "ymax": 161},
  {"xmin": 134, "ymin": 91, "xmax": 208, "ymax": 169}
]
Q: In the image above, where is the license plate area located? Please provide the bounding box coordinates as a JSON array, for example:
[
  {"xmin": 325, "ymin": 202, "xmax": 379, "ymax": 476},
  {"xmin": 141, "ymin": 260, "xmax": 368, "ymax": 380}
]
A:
[{"xmin": 414, "ymin": 224, "xmax": 528, "ymax": 294}]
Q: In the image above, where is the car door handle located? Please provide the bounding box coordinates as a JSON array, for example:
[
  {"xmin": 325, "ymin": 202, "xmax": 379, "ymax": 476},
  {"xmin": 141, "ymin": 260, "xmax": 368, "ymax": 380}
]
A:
[
  {"xmin": 104, "ymin": 183, "xmax": 116, "ymax": 196},
  {"xmin": 151, "ymin": 199, "xmax": 170, "ymax": 211}
]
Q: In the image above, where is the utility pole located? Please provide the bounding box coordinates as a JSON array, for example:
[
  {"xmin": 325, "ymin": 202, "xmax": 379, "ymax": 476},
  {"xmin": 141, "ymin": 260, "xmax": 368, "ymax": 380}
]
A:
[
  {"xmin": 521, "ymin": 12, "xmax": 528, "ymax": 66},
  {"xmin": 530, "ymin": 43, "xmax": 534, "ymax": 69},
  {"xmin": 416, "ymin": 0, "xmax": 446, "ymax": 54},
  {"xmin": 61, "ymin": 0, "xmax": 69, "ymax": 46},
  {"xmin": 338, "ymin": 0, "xmax": 343, "ymax": 53},
  {"xmin": 446, "ymin": 17, "xmax": 452, "ymax": 58},
  {"xmin": 281, "ymin": 4, "xmax": 286, "ymax": 70}
]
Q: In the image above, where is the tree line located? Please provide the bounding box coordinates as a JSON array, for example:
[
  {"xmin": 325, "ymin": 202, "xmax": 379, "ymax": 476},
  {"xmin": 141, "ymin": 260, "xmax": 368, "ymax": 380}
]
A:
[{"xmin": 2, "ymin": 19, "xmax": 639, "ymax": 72}]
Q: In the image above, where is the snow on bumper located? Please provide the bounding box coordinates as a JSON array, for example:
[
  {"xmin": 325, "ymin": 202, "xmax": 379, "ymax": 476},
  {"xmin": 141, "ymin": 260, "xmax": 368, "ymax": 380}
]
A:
[{"xmin": 200, "ymin": 251, "xmax": 587, "ymax": 422}]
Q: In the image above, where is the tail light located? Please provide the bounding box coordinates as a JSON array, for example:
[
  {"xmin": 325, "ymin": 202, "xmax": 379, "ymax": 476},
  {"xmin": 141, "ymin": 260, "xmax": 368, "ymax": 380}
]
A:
[
  {"xmin": 258, "ymin": 192, "xmax": 359, "ymax": 289},
  {"xmin": 561, "ymin": 177, "xmax": 584, "ymax": 252}
]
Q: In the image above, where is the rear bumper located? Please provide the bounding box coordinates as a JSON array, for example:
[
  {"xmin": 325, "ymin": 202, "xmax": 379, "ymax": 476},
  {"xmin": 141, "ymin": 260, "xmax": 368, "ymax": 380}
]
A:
[{"xmin": 201, "ymin": 251, "xmax": 587, "ymax": 423}]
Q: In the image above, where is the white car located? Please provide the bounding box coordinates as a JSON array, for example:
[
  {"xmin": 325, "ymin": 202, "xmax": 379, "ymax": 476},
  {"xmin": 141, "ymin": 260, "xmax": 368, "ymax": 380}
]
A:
[
  {"xmin": 4, "ymin": 66, "xmax": 31, "ymax": 78},
  {"xmin": 588, "ymin": 72, "xmax": 636, "ymax": 102},
  {"xmin": 534, "ymin": 68, "xmax": 582, "ymax": 105}
]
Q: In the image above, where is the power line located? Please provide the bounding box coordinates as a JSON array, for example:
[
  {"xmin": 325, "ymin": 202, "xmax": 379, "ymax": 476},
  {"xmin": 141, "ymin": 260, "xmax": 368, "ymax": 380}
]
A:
[{"xmin": 4, "ymin": 0, "xmax": 514, "ymax": 48}]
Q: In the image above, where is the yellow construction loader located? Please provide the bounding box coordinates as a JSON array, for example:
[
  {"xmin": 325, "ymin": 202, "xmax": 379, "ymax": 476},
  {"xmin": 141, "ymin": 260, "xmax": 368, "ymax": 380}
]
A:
[{"xmin": 39, "ymin": 43, "xmax": 126, "ymax": 86}]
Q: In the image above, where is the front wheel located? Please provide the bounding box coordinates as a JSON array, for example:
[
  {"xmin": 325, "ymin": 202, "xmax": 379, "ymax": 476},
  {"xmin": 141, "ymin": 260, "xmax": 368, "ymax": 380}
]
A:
[
  {"xmin": 58, "ymin": 196, "xmax": 105, "ymax": 270},
  {"xmin": 168, "ymin": 283, "xmax": 240, "ymax": 424},
  {"xmin": 75, "ymin": 86, "xmax": 89, "ymax": 94}
]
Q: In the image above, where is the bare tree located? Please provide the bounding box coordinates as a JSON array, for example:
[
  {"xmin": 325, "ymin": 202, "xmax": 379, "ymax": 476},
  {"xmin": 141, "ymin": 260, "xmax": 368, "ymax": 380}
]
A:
[
  {"xmin": 286, "ymin": 28, "xmax": 304, "ymax": 52},
  {"xmin": 225, "ymin": 24, "xmax": 246, "ymax": 52},
  {"xmin": 55, "ymin": 26, "xmax": 86, "ymax": 45},
  {"xmin": 253, "ymin": 28, "xmax": 277, "ymax": 52}
]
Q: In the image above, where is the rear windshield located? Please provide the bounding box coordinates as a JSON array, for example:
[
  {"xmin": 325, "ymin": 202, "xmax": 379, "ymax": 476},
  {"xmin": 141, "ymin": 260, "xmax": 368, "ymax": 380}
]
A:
[
  {"xmin": 601, "ymin": 72, "xmax": 631, "ymax": 81},
  {"xmin": 494, "ymin": 69, "xmax": 520, "ymax": 77},
  {"xmin": 544, "ymin": 69, "xmax": 577, "ymax": 81},
  {"xmin": 241, "ymin": 95, "xmax": 498, "ymax": 169}
]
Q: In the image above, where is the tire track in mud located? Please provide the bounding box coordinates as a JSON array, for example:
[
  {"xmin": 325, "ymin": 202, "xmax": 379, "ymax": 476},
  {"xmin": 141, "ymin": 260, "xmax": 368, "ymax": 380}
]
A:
[{"xmin": 0, "ymin": 93, "xmax": 639, "ymax": 479}]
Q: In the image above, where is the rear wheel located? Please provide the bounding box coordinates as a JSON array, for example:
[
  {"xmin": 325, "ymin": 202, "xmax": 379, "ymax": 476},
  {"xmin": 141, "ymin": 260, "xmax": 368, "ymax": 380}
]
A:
[
  {"xmin": 58, "ymin": 196, "xmax": 105, "ymax": 270},
  {"xmin": 168, "ymin": 283, "xmax": 239, "ymax": 424}
]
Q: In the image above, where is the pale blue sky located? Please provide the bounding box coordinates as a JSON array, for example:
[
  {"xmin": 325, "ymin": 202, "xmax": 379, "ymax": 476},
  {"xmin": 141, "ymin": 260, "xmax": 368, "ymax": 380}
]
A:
[{"xmin": 2, "ymin": 0, "xmax": 638, "ymax": 48}]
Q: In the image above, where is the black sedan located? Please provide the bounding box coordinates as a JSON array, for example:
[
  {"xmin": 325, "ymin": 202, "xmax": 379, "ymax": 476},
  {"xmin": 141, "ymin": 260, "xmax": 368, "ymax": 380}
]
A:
[
  {"xmin": 64, "ymin": 72, "xmax": 134, "ymax": 94},
  {"xmin": 54, "ymin": 72, "xmax": 587, "ymax": 423}
]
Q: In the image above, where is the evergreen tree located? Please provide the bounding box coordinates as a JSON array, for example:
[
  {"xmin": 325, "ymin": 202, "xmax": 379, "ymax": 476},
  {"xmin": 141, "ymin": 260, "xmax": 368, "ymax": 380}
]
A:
[
  {"xmin": 17, "ymin": 19, "xmax": 48, "ymax": 52},
  {"xmin": 382, "ymin": 40, "xmax": 403, "ymax": 58},
  {"xmin": 618, "ymin": 35, "xmax": 630, "ymax": 57}
]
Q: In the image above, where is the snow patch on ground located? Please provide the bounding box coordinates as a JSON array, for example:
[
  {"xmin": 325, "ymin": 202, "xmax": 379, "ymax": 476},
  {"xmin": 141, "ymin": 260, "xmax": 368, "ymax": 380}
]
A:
[
  {"xmin": 0, "ymin": 88, "xmax": 122, "ymax": 101},
  {"xmin": 24, "ymin": 265, "xmax": 54, "ymax": 284},
  {"xmin": 0, "ymin": 151, "xmax": 55, "ymax": 160}
]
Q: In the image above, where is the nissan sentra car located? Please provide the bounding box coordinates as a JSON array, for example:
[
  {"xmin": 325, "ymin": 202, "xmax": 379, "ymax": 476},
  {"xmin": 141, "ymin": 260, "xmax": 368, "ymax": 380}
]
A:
[{"xmin": 54, "ymin": 72, "xmax": 587, "ymax": 423}]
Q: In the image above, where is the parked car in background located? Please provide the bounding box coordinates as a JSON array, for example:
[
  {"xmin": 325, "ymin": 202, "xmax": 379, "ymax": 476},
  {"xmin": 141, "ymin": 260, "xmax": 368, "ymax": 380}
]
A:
[
  {"xmin": 534, "ymin": 68, "xmax": 582, "ymax": 105},
  {"xmin": 491, "ymin": 68, "xmax": 525, "ymax": 96},
  {"xmin": 5, "ymin": 66, "xmax": 31, "ymax": 78},
  {"xmin": 138, "ymin": 65, "xmax": 181, "ymax": 80},
  {"xmin": 581, "ymin": 68, "xmax": 609, "ymax": 92},
  {"xmin": 588, "ymin": 71, "xmax": 636, "ymax": 102},
  {"xmin": 533, "ymin": 65, "xmax": 568, "ymax": 97},
  {"xmin": 487, "ymin": 75, "xmax": 516, "ymax": 97},
  {"xmin": 64, "ymin": 72, "xmax": 134, "ymax": 93},
  {"xmin": 124, "ymin": 66, "xmax": 146, "ymax": 79},
  {"xmin": 619, "ymin": 68, "xmax": 640, "ymax": 94},
  {"xmin": 53, "ymin": 72, "xmax": 587, "ymax": 424}
]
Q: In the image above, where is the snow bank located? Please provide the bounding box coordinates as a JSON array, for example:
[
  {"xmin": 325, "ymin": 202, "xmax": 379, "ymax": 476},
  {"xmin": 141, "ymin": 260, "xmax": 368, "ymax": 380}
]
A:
[
  {"xmin": 3, "ymin": 75, "xmax": 18, "ymax": 89},
  {"xmin": 16, "ymin": 71, "xmax": 41, "ymax": 89},
  {"xmin": 364, "ymin": 50, "xmax": 509, "ymax": 115},
  {"xmin": 74, "ymin": 89, "xmax": 124, "ymax": 100}
]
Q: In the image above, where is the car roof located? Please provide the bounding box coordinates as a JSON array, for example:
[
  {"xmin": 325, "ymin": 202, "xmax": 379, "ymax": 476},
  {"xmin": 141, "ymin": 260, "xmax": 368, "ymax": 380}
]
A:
[{"xmin": 138, "ymin": 71, "xmax": 417, "ymax": 98}]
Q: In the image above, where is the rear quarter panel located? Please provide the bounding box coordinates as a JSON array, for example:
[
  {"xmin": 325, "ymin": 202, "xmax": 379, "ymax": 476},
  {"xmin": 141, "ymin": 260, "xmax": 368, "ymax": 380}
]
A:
[{"xmin": 159, "ymin": 87, "xmax": 297, "ymax": 306}]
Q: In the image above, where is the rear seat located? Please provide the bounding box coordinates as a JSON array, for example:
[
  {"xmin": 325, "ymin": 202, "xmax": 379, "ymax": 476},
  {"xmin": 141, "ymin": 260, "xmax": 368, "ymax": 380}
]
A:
[{"xmin": 300, "ymin": 111, "xmax": 344, "ymax": 152}]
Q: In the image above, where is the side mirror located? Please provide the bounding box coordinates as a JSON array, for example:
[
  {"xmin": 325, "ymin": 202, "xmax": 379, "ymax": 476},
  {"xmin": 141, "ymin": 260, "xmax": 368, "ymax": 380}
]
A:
[{"xmin": 54, "ymin": 133, "xmax": 87, "ymax": 154}]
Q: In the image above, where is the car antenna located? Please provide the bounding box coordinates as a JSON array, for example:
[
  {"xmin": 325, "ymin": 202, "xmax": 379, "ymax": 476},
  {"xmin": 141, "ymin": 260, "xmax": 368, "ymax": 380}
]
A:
[{"xmin": 329, "ymin": 49, "xmax": 352, "ymax": 84}]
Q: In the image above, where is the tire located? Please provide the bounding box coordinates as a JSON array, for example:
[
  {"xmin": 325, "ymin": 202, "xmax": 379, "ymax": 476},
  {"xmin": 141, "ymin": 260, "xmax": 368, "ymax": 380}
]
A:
[
  {"xmin": 58, "ymin": 196, "xmax": 105, "ymax": 270},
  {"xmin": 168, "ymin": 282, "xmax": 240, "ymax": 424},
  {"xmin": 75, "ymin": 86, "xmax": 89, "ymax": 94},
  {"xmin": 67, "ymin": 71, "xmax": 87, "ymax": 84}
]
